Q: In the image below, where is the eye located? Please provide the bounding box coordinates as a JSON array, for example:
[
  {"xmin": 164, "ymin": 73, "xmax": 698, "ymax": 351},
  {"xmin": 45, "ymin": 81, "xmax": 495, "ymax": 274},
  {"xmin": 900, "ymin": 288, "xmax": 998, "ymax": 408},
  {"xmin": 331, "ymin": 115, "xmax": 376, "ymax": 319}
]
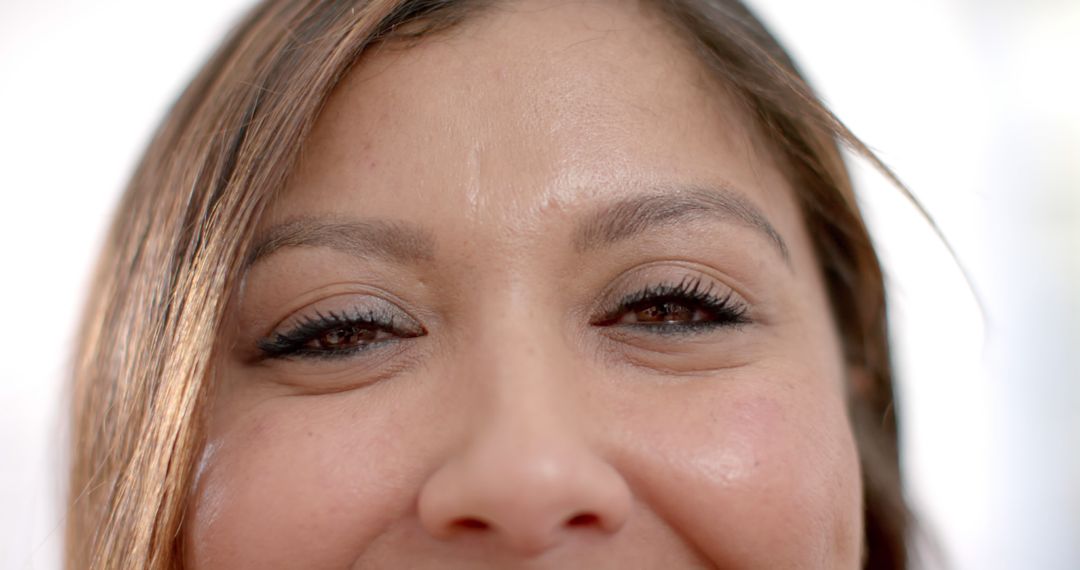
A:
[
  {"xmin": 303, "ymin": 323, "xmax": 388, "ymax": 350},
  {"xmin": 618, "ymin": 298, "xmax": 710, "ymax": 324},
  {"xmin": 258, "ymin": 308, "xmax": 424, "ymax": 360},
  {"xmin": 592, "ymin": 276, "xmax": 750, "ymax": 333}
]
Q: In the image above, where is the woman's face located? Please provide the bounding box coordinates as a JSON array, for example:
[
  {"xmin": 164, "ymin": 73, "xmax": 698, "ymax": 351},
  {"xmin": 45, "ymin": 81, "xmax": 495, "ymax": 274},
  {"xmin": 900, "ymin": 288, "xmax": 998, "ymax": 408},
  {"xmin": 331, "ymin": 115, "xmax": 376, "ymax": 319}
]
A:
[{"xmin": 188, "ymin": 1, "xmax": 863, "ymax": 567}]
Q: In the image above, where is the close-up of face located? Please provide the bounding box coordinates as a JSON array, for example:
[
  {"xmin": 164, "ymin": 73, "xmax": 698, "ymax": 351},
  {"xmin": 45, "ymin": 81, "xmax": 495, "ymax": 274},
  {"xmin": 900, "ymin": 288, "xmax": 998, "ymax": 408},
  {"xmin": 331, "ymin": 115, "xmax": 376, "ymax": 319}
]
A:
[
  {"xmin": 12, "ymin": 0, "xmax": 1080, "ymax": 568},
  {"xmin": 185, "ymin": 1, "xmax": 863, "ymax": 567}
]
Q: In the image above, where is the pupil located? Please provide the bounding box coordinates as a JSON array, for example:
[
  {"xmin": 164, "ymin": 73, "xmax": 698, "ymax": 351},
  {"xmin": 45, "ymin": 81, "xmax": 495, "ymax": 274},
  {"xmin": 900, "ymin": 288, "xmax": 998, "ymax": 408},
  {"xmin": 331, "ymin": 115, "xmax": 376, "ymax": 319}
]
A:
[
  {"xmin": 321, "ymin": 326, "xmax": 375, "ymax": 348},
  {"xmin": 326, "ymin": 328, "xmax": 347, "ymax": 345},
  {"xmin": 639, "ymin": 302, "xmax": 692, "ymax": 322}
]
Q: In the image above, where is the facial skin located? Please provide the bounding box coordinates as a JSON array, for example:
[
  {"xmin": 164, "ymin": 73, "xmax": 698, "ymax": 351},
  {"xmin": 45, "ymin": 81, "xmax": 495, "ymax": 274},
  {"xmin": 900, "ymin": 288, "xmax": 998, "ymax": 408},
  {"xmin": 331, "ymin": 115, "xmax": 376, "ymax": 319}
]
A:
[{"xmin": 186, "ymin": 1, "xmax": 864, "ymax": 567}]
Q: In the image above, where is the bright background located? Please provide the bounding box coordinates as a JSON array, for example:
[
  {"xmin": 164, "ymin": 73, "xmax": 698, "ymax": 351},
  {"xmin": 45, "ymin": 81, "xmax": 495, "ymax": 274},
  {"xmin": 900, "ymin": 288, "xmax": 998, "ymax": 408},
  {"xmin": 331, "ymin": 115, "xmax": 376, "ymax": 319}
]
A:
[{"xmin": 1, "ymin": 1, "xmax": 1076, "ymax": 568}]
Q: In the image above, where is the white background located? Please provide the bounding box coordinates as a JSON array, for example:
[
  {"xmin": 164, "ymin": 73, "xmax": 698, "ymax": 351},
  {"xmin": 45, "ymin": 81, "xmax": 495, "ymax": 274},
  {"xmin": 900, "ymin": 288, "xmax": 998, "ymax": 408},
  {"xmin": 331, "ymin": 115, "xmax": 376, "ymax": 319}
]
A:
[{"xmin": 1, "ymin": 1, "xmax": 1077, "ymax": 568}]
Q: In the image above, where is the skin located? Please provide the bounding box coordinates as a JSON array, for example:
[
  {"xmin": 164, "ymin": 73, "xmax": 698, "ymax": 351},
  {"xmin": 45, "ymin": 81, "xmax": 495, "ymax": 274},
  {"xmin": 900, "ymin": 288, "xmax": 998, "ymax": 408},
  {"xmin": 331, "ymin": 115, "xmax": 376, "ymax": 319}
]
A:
[{"xmin": 186, "ymin": 1, "xmax": 864, "ymax": 567}]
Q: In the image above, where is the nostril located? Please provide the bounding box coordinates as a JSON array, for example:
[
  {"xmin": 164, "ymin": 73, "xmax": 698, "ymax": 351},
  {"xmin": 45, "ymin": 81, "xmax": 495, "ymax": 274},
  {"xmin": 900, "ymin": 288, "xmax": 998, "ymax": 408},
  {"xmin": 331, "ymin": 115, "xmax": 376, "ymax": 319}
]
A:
[
  {"xmin": 565, "ymin": 513, "xmax": 600, "ymax": 527},
  {"xmin": 452, "ymin": 517, "xmax": 491, "ymax": 530}
]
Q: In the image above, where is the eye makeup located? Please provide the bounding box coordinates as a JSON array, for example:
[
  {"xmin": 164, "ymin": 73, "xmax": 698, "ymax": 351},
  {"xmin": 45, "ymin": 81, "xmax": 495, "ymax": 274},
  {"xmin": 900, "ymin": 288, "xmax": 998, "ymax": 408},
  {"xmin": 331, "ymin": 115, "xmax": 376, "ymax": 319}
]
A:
[
  {"xmin": 591, "ymin": 273, "xmax": 751, "ymax": 336},
  {"xmin": 257, "ymin": 304, "xmax": 425, "ymax": 361},
  {"xmin": 251, "ymin": 263, "xmax": 752, "ymax": 365}
]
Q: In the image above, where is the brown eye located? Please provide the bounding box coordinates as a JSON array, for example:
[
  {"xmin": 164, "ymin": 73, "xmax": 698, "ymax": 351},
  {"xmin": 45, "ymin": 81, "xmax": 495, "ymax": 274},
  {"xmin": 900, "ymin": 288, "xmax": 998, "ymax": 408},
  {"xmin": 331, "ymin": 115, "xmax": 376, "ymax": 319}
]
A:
[
  {"xmin": 304, "ymin": 325, "xmax": 381, "ymax": 350},
  {"xmin": 592, "ymin": 277, "xmax": 750, "ymax": 334},
  {"xmin": 259, "ymin": 305, "xmax": 426, "ymax": 361},
  {"xmin": 620, "ymin": 300, "xmax": 708, "ymax": 324}
]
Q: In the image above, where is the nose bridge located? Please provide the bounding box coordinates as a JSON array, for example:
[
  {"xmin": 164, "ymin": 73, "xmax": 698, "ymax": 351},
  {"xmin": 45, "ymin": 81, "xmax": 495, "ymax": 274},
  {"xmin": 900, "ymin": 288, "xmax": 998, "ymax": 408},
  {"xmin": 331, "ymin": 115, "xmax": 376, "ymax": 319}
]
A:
[
  {"xmin": 466, "ymin": 316, "xmax": 585, "ymax": 487},
  {"xmin": 417, "ymin": 290, "xmax": 632, "ymax": 555},
  {"xmin": 460, "ymin": 277, "xmax": 582, "ymax": 421},
  {"xmin": 464, "ymin": 290, "xmax": 596, "ymax": 484},
  {"xmin": 477, "ymin": 289, "xmax": 572, "ymax": 416}
]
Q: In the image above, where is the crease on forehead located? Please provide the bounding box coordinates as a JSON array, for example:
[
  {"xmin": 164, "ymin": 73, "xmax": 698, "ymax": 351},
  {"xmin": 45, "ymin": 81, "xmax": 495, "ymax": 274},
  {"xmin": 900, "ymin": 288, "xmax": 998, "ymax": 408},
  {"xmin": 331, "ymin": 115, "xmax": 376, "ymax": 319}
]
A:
[{"xmin": 275, "ymin": 0, "xmax": 802, "ymax": 252}]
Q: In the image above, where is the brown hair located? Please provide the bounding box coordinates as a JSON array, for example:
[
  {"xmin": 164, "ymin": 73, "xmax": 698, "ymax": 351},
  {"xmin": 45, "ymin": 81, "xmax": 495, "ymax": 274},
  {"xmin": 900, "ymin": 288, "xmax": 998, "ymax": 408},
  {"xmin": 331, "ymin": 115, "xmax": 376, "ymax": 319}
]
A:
[{"xmin": 68, "ymin": 0, "xmax": 910, "ymax": 567}]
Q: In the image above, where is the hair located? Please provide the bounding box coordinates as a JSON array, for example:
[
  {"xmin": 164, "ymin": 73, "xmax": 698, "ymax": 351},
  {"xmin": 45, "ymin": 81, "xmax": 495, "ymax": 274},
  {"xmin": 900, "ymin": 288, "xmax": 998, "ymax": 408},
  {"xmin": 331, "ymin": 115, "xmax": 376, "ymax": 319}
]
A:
[{"xmin": 67, "ymin": 0, "xmax": 912, "ymax": 567}]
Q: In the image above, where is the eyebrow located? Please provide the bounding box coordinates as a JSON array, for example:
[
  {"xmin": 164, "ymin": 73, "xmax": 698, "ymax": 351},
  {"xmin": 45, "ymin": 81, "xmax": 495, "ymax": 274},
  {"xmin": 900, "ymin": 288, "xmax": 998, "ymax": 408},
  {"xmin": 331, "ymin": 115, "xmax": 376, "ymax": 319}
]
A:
[
  {"xmin": 245, "ymin": 216, "xmax": 436, "ymax": 268},
  {"xmin": 246, "ymin": 185, "xmax": 789, "ymax": 269},
  {"xmin": 572, "ymin": 185, "xmax": 790, "ymax": 263}
]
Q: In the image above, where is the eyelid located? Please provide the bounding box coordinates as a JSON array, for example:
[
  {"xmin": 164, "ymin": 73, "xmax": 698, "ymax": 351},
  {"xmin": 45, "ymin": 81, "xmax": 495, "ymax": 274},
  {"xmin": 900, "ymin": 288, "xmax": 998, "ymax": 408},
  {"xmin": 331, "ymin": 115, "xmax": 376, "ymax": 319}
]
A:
[
  {"xmin": 590, "ymin": 259, "xmax": 752, "ymax": 304},
  {"xmin": 277, "ymin": 307, "xmax": 415, "ymax": 341},
  {"xmin": 594, "ymin": 272, "xmax": 745, "ymax": 316},
  {"xmin": 264, "ymin": 292, "xmax": 420, "ymax": 338},
  {"xmin": 587, "ymin": 268, "xmax": 753, "ymax": 341},
  {"xmin": 257, "ymin": 295, "xmax": 424, "ymax": 361}
]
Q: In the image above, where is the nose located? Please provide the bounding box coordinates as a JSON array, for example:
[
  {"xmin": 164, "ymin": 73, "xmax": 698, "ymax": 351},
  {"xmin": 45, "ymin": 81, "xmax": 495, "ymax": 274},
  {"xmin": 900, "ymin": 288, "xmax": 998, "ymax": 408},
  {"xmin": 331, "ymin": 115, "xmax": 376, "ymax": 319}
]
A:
[
  {"xmin": 416, "ymin": 327, "xmax": 632, "ymax": 555},
  {"xmin": 417, "ymin": 412, "xmax": 633, "ymax": 555}
]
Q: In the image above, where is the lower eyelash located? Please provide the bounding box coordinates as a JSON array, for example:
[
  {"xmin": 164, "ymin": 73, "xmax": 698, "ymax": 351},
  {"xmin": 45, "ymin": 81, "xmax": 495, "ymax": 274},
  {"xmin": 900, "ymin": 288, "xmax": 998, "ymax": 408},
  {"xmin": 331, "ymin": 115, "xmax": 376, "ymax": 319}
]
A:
[
  {"xmin": 619, "ymin": 316, "xmax": 743, "ymax": 336},
  {"xmin": 597, "ymin": 276, "xmax": 750, "ymax": 331},
  {"xmin": 259, "ymin": 335, "xmax": 397, "ymax": 361},
  {"xmin": 257, "ymin": 308, "xmax": 407, "ymax": 360}
]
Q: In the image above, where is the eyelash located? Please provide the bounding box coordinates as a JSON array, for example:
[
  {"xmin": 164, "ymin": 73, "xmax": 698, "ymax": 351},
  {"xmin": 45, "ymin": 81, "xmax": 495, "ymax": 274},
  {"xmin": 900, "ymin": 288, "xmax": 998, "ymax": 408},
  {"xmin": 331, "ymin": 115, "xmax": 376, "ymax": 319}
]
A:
[
  {"xmin": 257, "ymin": 308, "xmax": 420, "ymax": 361},
  {"xmin": 258, "ymin": 277, "xmax": 748, "ymax": 360},
  {"xmin": 592, "ymin": 276, "xmax": 750, "ymax": 334}
]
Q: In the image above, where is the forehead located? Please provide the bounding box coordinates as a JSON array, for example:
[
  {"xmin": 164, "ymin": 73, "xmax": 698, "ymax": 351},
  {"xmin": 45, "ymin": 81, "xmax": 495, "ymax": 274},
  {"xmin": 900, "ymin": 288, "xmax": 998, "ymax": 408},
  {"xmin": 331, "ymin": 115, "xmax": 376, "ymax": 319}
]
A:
[{"xmin": 268, "ymin": 0, "xmax": 797, "ymax": 255}]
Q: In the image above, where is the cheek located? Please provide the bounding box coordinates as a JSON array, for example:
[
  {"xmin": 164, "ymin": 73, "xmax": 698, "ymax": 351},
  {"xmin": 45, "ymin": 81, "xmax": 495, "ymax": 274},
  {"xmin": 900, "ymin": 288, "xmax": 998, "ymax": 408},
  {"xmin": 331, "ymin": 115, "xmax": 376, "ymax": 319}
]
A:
[
  {"xmin": 611, "ymin": 368, "xmax": 862, "ymax": 567},
  {"xmin": 185, "ymin": 393, "xmax": 428, "ymax": 569},
  {"xmin": 186, "ymin": 352, "xmax": 862, "ymax": 567}
]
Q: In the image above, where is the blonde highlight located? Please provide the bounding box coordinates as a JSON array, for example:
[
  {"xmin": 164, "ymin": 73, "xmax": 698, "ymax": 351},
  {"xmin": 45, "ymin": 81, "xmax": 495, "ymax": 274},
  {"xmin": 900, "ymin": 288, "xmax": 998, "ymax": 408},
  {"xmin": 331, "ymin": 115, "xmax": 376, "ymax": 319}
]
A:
[{"xmin": 68, "ymin": 1, "xmax": 912, "ymax": 567}]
